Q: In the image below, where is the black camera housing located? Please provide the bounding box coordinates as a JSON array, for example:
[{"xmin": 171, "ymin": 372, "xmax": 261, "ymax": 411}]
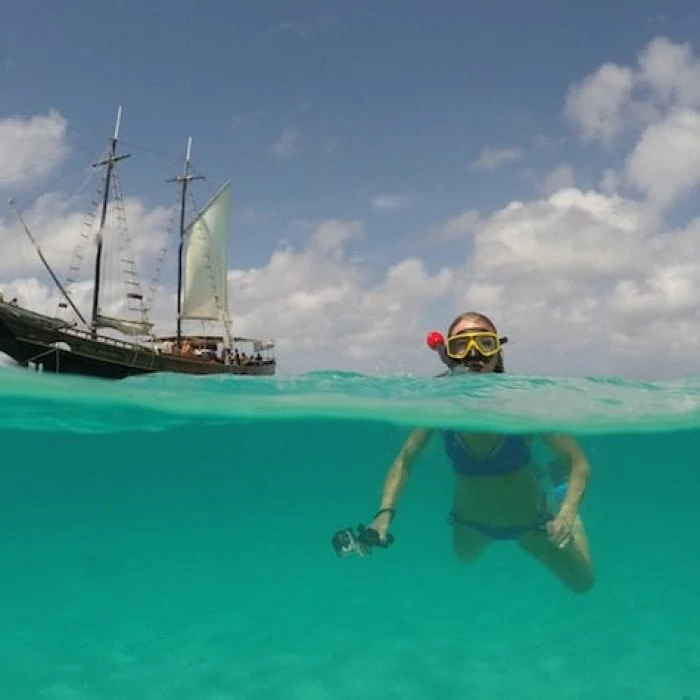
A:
[{"xmin": 331, "ymin": 524, "xmax": 394, "ymax": 557}]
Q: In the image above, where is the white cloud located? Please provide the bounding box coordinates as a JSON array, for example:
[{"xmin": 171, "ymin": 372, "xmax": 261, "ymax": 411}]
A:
[
  {"xmin": 0, "ymin": 109, "xmax": 69, "ymax": 188},
  {"xmin": 270, "ymin": 126, "xmax": 300, "ymax": 158},
  {"xmin": 600, "ymin": 168, "xmax": 620, "ymax": 194},
  {"xmin": 565, "ymin": 36, "xmax": 700, "ymax": 147},
  {"xmin": 469, "ymin": 189, "xmax": 648, "ymax": 282},
  {"xmin": 445, "ymin": 189, "xmax": 657, "ymax": 362},
  {"xmin": 637, "ymin": 36, "xmax": 700, "ymax": 108},
  {"xmin": 564, "ymin": 62, "xmax": 635, "ymax": 144},
  {"xmin": 221, "ymin": 180, "xmax": 700, "ymax": 377},
  {"xmin": 609, "ymin": 264, "xmax": 699, "ymax": 318},
  {"xmin": 540, "ymin": 164, "xmax": 576, "ymax": 195},
  {"xmin": 434, "ymin": 209, "xmax": 480, "ymax": 240},
  {"xmin": 371, "ymin": 195, "xmax": 414, "ymax": 212},
  {"xmin": 225, "ymin": 220, "xmax": 451, "ymax": 372},
  {"xmin": 427, "ymin": 173, "xmax": 700, "ymax": 377},
  {"xmin": 563, "ymin": 37, "xmax": 700, "ymax": 214},
  {"xmin": 470, "ymin": 147, "xmax": 523, "ymax": 171},
  {"xmin": 625, "ymin": 108, "xmax": 700, "ymax": 209},
  {"xmin": 2, "ymin": 193, "xmax": 173, "ymax": 282},
  {"xmin": 308, "ymin": 218, "xmax": 363, "ymax": 258}
]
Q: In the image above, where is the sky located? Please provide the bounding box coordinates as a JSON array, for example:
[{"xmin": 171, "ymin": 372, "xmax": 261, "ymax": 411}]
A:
[{"xmin": 2, "ymin": 0, "xmax": 700, "ymax": 379}]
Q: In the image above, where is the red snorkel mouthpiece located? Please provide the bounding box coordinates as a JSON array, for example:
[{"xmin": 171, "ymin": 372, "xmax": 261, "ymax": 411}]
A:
[
  {"xmin": 426, "ymin": 330, "xmax": 458, "ymax": 369},
  {"xmin": 425, "ymin": 331, "xmax": 445, "ymax": 349}
]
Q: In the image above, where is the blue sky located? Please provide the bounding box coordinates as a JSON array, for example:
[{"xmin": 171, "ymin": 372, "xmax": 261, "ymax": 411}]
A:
[{"xmin": 3, "ymin": 1, "xmax": 700, "ymax": 377}]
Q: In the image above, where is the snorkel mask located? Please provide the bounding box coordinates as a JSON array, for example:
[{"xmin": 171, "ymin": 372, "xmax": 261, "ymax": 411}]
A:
[{"xmin": 426, "ymin": 329, "xmax": 508, "ymax": 371}]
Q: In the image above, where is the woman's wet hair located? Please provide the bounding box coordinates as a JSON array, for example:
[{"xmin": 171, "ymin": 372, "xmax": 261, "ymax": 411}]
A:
[{"xmin": 448, "ymin": 311, "xmax": 505, "ymax": 373}]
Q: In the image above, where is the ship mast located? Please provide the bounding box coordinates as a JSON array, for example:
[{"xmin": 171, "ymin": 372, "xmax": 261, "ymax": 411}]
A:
[
  {"xmin": 167, "ymin": 137, "xmax": 203, "ymax": 349},
  {"xmin": 90, "ymin": 106, "xmax": 130, "ymax": 334}
]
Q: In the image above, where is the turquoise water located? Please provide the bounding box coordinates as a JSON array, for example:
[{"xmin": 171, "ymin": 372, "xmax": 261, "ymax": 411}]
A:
[{"xmin": 1, "ymin": 366, "xmax": 699, "ymax": 699}]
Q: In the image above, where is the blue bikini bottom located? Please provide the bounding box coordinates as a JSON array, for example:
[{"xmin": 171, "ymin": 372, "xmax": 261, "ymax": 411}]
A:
[{"xmin": 448, "ymin": 482, "xmax": 567, "ymax": 541}]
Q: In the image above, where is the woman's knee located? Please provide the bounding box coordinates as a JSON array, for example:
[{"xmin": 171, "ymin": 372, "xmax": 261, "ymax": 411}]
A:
[{"xmin": 565, "ymin": 566, "xmax": 595, "ymax": 594}]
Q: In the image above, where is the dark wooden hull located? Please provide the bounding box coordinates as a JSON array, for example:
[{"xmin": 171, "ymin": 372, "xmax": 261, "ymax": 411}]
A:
[{"xmin": 0, "ymin": 302, "xmax": 275, "ymax": 379}]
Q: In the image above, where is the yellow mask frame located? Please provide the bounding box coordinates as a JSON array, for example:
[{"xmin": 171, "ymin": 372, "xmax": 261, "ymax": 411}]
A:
[{"xmin": 444, "ymin": 330, "xmax": 504, "ymax": 359}]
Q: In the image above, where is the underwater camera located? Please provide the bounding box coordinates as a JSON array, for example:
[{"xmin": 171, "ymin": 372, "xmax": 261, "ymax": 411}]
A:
[{"xmin": 331, "ymin": 524, "xmax": 395, "ymax": 557}]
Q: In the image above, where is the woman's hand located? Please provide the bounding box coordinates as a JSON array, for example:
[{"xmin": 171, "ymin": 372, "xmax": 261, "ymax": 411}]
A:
[
  {"xmin": 369, "ymin": 510, "xmax": 394, "ymax": 543},
  {"xmin": 546, "ymin": 509, "xmax": 575, "ymax": 549}
]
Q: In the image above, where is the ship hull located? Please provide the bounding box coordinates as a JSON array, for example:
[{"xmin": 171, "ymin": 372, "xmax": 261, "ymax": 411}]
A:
[{"xmin": 0, "ymin": 302, "xmax": 275, "ymax": 379}]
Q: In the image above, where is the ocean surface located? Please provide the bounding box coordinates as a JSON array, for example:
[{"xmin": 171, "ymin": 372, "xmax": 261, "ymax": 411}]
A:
[{"xmin": 1, "ymin": 365, "xmax": 699, "ymax": 699}]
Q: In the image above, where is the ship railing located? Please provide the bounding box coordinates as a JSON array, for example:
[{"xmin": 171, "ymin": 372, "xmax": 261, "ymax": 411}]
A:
[
  {"xmin": 62, "ymin": 326, "xmax": 155, "ymax": 352},
  {"xmin": 61, "ymin": 326, "xmax": 278, "ymax": 363}
]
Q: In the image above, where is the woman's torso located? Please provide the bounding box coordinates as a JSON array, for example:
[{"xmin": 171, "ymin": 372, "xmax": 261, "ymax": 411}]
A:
[{"xmin": 444, "ymin": 430, "xmax": 544, "ymax": 525}]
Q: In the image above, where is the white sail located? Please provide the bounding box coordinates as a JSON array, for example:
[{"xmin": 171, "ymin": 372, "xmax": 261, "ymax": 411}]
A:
[{"xmin": 180, "ymin": 181, "xmax": 232, "ymax": 321}]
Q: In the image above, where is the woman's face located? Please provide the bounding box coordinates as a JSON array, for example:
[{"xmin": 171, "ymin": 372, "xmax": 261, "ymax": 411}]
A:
[{"xmin": 448, "ymin": 317, "xmax": 500, "ymax": 373}]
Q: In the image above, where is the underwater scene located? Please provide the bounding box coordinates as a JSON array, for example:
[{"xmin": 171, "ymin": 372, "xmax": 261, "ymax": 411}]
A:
[{"xmin": 0, "ymin": 367, "xmax": 698, "ymax": 699}]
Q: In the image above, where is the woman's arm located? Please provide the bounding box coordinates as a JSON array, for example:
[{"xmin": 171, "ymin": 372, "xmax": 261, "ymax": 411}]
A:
[
  {"xmin": 541, "ymin": 433, "xmax": 590, "ymax": 520},
  {"xmin": 371, "ymin": 428, "xmax": 433, "ymax": 534},
  {"xmin": 379, "ymin": 428, "xmax": 433, "ymax": 509}
]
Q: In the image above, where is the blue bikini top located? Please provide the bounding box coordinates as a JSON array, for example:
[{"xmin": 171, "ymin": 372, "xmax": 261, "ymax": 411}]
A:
[{"xmin": 442, "ymin": 430, "xmax": 531, "ymax": 476}]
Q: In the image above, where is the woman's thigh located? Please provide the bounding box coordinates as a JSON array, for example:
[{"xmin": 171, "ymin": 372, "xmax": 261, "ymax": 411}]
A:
[{"xmin": 517, "ymin": 515, "xmax": 594, "ymax": 593}]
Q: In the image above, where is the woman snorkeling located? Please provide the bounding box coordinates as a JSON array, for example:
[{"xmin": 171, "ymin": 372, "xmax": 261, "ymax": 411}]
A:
[{"xmin": 368, "ymin": 311, "xmax": 594, "ymax": 594}]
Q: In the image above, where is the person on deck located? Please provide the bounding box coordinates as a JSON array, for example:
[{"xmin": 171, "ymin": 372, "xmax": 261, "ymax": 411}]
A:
[{"xmin": 368, "ymin": 311, "xmax": 595, "ymax": 594}]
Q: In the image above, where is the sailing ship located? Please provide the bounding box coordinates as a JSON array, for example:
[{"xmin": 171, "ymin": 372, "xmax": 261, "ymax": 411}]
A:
[{"xmin": 0, "ymin": 107, "xmax": 276, "ymax": 379}]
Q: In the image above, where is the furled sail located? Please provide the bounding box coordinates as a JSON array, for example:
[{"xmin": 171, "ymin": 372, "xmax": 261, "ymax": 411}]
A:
[
  {"xmin": 180, "ymin": 181, "xmax": 232, "ymax": 321},
  {"xmin": 95, "ymin": 314, "xmax": 153, "ymax": 336}
]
